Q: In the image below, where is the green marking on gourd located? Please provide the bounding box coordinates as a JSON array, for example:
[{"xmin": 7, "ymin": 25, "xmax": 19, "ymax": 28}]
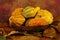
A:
[{"xmin": 23, "ymin": 6, "xmax": 36, "ymax": 18}]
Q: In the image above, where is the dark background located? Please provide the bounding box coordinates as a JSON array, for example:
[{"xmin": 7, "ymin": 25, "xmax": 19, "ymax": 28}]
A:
[{"xmin": 0, "ymin": 0, "xmax": 60, "ymax": 22}]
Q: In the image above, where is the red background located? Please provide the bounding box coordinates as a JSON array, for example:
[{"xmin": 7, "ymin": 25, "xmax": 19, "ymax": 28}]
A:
[{"xmin": 0, "ymin": 0, "xmax": 60, "ymax": 22}]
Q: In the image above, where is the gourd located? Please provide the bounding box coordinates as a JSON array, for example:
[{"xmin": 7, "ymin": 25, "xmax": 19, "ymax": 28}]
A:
[
  {"xmin": 9, "ymin": 8, "xmax": 25, "ymax": 26},
  {"xmin": 22, "ymin": 6, "xmax": 40, "ymax": 18},
  {"xmin": 25, "ymin": 18, "xmax": 47, "ymax": 27},
  {"xmin": 35, "ymin": 10, "xmax": 53, "ymax": 24}
]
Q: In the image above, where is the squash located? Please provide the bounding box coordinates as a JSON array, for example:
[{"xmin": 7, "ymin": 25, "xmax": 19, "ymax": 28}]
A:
[
  {"xmin": 25, "ymin": 18, "xmax": 47, "ymax": 27},
  {"xmin": 9, "ymin": 8, "xmax": 25, "ymax": 26},
  {"xmin": 22, "ymin": 6, "xmax": 40, "ymax": 18},
  {"xmin": 35, "ymin": 10, "xmax": 53, "ymax": 24}
]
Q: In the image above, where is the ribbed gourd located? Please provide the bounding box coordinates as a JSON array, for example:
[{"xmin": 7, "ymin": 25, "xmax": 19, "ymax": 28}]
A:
[
  {"xmin": 9, "ymin": 8, "xmax": 25, "ymax": 26},
  {"xmin": 22, "ymin": 6, "xmax": 40, "ymax": 18},
  {"xmin": 35, "ymin": 10, "xmax": 53, "ymax": 24},
  {"xmin": 43, "ymin": 28, "xmax": 56, "ymax": 38}
]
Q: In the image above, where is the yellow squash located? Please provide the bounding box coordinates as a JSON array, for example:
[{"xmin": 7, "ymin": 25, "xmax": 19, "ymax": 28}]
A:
[
  {"xmin": 9, "ymin": 8, "xmax": 25, "ymax": 26},
  {"xmin": 35, "ymin": 10, "xmax": 53, "ymax": 24}
]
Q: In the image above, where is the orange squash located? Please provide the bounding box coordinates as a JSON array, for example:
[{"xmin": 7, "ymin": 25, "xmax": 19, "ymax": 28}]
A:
[{"xmin": 25, "ymin": 18, "xmax": 47, "ymax": 27}]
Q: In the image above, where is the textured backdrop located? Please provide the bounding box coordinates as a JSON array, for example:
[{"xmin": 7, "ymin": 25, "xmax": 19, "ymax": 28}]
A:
[{"xmin": 0, "ymin": 0, "xmax": 60, "ymax": 22}]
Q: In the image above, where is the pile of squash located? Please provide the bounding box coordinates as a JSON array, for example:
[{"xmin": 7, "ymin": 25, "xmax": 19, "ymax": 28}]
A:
[
  {"xmin": 1, "ymin": 6, "xmax": 60, "ymax": 40},
  {"xmin": 9, "ymin": 6, "xmax": 53, "ymax": 28}
]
